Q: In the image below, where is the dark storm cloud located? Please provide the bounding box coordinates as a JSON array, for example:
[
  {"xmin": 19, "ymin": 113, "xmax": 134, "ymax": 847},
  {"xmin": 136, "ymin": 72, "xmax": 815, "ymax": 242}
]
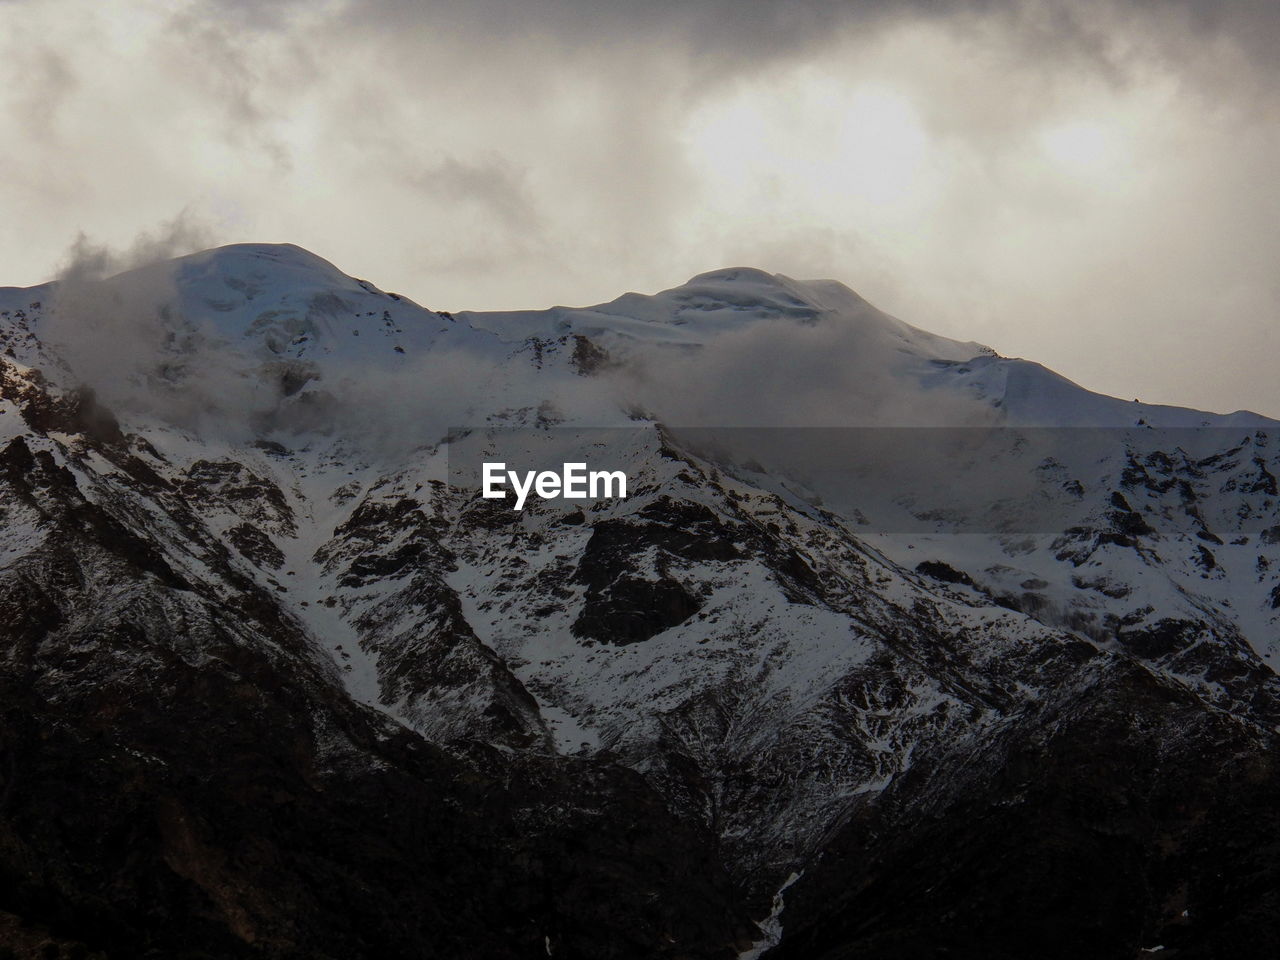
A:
[
  {"xmin": 199, "ymin": 0, "xmax": 1280, "ymax": 80},
  {"xmin": 1133, "ymin": 0, "xmax": 1280, "ymax": 61}
]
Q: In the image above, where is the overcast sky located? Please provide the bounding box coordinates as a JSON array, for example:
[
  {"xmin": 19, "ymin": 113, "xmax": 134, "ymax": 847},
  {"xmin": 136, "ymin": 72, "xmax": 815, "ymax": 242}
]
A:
[{"xmin": 2, "ymin": 0, "xmax": 1278, "ymax": 416}]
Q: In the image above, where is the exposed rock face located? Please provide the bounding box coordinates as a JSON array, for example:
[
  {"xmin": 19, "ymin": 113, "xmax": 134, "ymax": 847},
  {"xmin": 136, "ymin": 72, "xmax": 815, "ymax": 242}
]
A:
[
  {"xmin": 572, "ymin": 499, "xmax": 740, "ymax": 645},
  {"xmin": 3, "ymin": 245, "xmax": 1280, "ymax": 958},
  {"xmin": 770, "ymin": 663, "xmax": 1280, "ymax": 960},
  {"xmin": 0, "ymin": 358, "xmax": 754, "ymax": 959}
]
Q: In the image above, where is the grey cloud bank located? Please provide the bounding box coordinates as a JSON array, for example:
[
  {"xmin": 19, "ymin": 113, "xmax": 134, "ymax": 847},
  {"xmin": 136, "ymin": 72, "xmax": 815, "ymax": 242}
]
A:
[{"xmin": 1, "ymin": 0, "xmax": 1278, "ymax": 416}]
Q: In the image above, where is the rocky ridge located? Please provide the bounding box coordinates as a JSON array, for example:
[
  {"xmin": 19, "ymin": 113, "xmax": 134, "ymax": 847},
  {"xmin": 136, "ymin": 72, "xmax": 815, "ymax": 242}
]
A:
[{"xmin": 2, "ymin": 244, "xmax": 1279, "ymax": 958}]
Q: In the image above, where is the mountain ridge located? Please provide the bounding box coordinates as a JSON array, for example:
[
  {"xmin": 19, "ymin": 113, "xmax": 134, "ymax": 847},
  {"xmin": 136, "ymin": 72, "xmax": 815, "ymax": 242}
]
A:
[{"xmin": 2, "ymin": 243, "xmax": 1280, "ymax": 958}]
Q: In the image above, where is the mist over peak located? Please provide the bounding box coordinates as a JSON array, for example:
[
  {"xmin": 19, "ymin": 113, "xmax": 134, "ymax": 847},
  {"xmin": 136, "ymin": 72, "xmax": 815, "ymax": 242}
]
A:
[{"xmin": 3, "ymin": 241, "xmax": 1270, "ymax": 464}]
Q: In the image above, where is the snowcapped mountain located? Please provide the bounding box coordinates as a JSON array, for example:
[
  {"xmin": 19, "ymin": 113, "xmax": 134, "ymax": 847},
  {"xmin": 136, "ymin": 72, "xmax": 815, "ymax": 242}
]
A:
[{"xmin": 2, "ymin": 243, "xmax": 1280, "ymax": 959}]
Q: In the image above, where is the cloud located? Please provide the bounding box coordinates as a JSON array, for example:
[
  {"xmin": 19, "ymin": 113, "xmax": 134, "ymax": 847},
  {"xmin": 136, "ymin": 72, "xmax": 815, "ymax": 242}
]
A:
[
  {"xmin": 54, "ymin": 212, "xmax": 218, "ymax": 283},
  {"xmin": 409, "ymin": 158, "xmax": 540, "ymax": 232},
  {"xmin": 8, "ymin": 45, "xmax": 76, "ymax": 142},
  {"xmin": 2, "ymin": 0, "xmax": 1279, "ymax": 419},
  {"xmin": 40, "ymin": 215, "xmax": 224, "ymax": 422},
  {"xmin": 37, "ymin": 221, "xmax": 615, "ymax": 449},
  {"xmin": 201, "ymin": 0, "xmax": 1280, "ymax": 86}
]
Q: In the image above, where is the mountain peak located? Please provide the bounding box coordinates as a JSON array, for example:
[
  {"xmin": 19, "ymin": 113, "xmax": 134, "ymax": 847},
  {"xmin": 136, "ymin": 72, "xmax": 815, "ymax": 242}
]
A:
[
  {"xmin": 685, "ymin": 266, "xmax": 787, "ymax": 286},
  {"xmin": 6, "ymin": 242, "xmax": 1280, "ymax": 959},
  {"xmin": 4, "ymin": 244, "xmax": 1262, "ymax": 437}
]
